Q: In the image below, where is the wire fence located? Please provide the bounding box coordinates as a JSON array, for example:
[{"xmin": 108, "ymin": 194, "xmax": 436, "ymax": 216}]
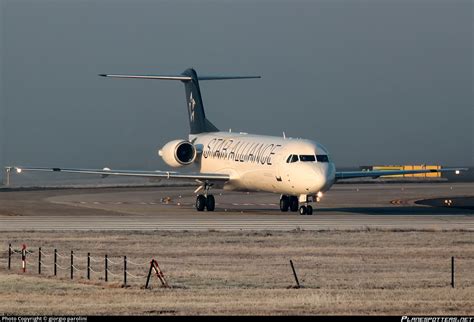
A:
[
  {"xmin": 89, "ymin": 256, "xmax": 101, "ymax": 263},
  {"xmin": 128, "ymin": 259, "xmax": 151, "ymax": 266},
  {"xmin": 56, "ymin": 264, "xmax": 68, "ymax": 270},
  {"xmin": 40, "ymin": 261, "xmax": 51, "ymax": 268},
  {"xmin": 56, "ymin": 252, "xmax": 69, "ymax": 259},
  {"xmin": 106, "ymin": 257, "xmax": 119, "ymax": 265},
  {"xmin": 126, "ymin": 271, "xmax": 148, "ymax": 279},
  {"xmin": 106, "ymin": 268, "xmax": 120, "ymax": 277},
  {"xmin": 1, "ymin": 244, "xmax": 158, "ymax": 288},
  {"xmin": 40, "ymin": 250, "xmax": 52, "ymax": 257},
  {"xmin": 3, "ymin": 243, "xmax": 471, "ymax": 291},
  {"xmin": 72, "ymin": 254, "xmax": 87, "ymax": 261}
]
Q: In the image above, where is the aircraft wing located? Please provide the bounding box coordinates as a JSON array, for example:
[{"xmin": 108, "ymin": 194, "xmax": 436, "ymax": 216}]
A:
[
  {"xmin": 335, "ymin": 168, "xmax": 467, "ymax": 180},
  {"xmin": 13, "ymin": 166, "xmax": 230, "ymax": 182}
]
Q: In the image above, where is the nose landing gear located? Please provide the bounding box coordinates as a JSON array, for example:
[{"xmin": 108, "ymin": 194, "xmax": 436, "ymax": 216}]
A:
[
  {"xmin": 280, "ymin": 194, "xmax": 316, "ymax": 215},
  {"xmin": 299, "ymin": 204, "xmax": 313, "ymax": 215}
]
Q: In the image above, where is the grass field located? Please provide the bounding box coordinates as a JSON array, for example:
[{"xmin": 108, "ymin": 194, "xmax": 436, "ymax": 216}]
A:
[{"xmin": 0, "ymin": 230, "xmax": 473, "ymax": 315}]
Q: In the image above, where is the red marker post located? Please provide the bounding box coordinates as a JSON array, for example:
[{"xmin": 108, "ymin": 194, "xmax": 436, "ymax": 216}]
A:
[{"xmin": 21, "ymin": 244, "xmax": 26, "ymax": 273}]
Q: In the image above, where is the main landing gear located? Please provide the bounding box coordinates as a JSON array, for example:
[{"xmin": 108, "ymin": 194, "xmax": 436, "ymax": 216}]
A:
[
  {"xmin": 280, "ymin": 195, "xmax": 314, "ymax": 215},
  {"xmin": 279, "ymin": 195, "xmax": 299, "ymax": 212},
  {"xmin": 195, "ymin": 183, "xmax": 215, "ymax": 212}
]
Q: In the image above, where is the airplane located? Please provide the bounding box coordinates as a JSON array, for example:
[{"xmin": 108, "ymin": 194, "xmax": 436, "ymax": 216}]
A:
[{"xmin": 13, "ymin": 68, "xmax": 467, "ymax": 215}]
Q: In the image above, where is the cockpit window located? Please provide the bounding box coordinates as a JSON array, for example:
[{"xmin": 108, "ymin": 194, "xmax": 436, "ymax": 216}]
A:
[
  {"xmin": 286, "ymin": 154, "xmax": 299, "ymax": 163},
  {"xmin": 316, "ymin": 155, "xmax": 329, "ymax": 162},
  {"xmin": 299, "ymin": 155, "xmax": 316, "ymax": 162}
]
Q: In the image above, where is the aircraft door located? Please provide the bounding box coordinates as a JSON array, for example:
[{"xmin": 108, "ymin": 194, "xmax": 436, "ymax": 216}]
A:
[
  {"xmin": 275, "ymin": 152, "xmax": 287, "ymax": 184},
  {"xmin": 279, "ymin": 154, "xmax": 295, "ymax": 185}
]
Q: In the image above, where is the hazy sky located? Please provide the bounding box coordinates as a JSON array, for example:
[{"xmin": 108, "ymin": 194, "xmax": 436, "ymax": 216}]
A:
[{"xmin": 0, "ymin": 0, "xmax": 472, "ymax": 173}]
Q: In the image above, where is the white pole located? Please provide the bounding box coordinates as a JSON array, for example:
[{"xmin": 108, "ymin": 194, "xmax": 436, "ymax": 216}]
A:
[
  {"xmin": 4, "ymin": 167, "xmax": 11, "ymax": 187},
  {"xmin": 0, "ymin": 2, "xmax": 5, "ymax": 186}
]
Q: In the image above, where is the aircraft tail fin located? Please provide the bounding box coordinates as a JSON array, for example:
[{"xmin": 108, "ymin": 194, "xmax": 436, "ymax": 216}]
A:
[
  {"xmin": 100, "ymin": 69, "xmax": 260, "ymax": 134},
  {"xmin": 181, "ymin": 68, "xmax": 219, "ymax": 135}
]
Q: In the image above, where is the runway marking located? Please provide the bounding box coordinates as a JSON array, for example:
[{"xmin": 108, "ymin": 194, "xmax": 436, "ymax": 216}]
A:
[
  {"xmin": 230, "ymin": 203, "xmax": 278, "ymax": 206},
  {"xmin": 1, "ymin": 215, "xmax": 473, "ymax": 231},
  {"xmin": 390, "ymin": 199, "xmax": 409, "ymax": 205}
]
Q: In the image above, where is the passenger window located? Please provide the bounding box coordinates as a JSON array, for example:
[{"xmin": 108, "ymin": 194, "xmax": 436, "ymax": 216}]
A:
[
  {"xmin": 299, "ymin": 155, "xmax": 316, "ymax": 162},
  {"xmin": 316, "ymin": 155, "xmax": 329, "ymax": 162}
]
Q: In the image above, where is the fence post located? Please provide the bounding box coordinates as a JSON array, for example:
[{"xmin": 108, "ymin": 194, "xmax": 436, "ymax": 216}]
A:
[
  {"xmin": 87, "ymin": 253, "xmax": 90, "ymax": 280},
  {"xmin": 21, "ymin": 244, "xmax": 26, "ymax": 273},
  {"xmin": 8, "ymin": 244, "xmax": 11, "ymax": 270},
  {"xmin": 105, "ymin": 254, "xmax": 108, "ymax": 282},
  {"xmin": 38, "ymin": 247, "xmax": 41, "ymax": 275},
  {"xmin": 145, "ymin": 260, "xmax": 154, "ymax": 289},
  {"xmin": 54, "ymin": 249, "xmax": 57, "ymax": 276},
  {"xmin": 290, "ymin": 260, "xmax": 301, "ymax": 289},
  {"xmin": 70, "ymin": 250, "xmax": 74, "ymax": 280},
  {"xmin": 451, "ymin": 256, "xmax": 455, "ymax": 288},
  {"xmin": 124, "ymin": 256, "xmax": 127, "ymax": 287}
]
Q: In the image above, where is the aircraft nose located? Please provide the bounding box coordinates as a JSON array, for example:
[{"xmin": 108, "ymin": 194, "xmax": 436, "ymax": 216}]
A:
[
  {"xmin": 312, "ymin": 165, "xmax": 328, "ymax": 191},
  {"xmin": 315, "ymin": 161, "xmax": 337, "ymax": 191}
]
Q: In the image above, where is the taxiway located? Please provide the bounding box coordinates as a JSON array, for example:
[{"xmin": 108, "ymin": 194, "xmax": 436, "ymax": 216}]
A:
[{"xmin": 0, "ymin": 182, "xmax": 472, "ymax": 231}]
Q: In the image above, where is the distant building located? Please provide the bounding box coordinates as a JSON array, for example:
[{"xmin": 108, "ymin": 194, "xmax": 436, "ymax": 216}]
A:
[{"xmin": 360, "ymin": 165, "xmax": 441, "ymax": 178}]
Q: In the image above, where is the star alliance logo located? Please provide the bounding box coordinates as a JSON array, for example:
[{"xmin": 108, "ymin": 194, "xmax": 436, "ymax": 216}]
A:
[{"xmin": 188, "ymin": 92, "xmax": 196, "ymax": 122}]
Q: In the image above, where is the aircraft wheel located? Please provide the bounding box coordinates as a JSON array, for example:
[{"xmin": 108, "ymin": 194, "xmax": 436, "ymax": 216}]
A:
[
  {"xmin": 299, "ymin": 205, "xmax": 307, "ymax": 215},
  {"xmin": 196, "ymin": 195, "xmax": 206, "ymax": 211},
  {"xmin": 206, "ymin": 195, "xmax": 215, "ymax": 211},
  {"xmin": 306, "ymin": 205, "xmax": 313, "ymax": 215},
  {"xmin": 289, "ymin": 196, "xmax": 299, "ymax": 212},
  {"xmin": 280, "ymin": 195, "xmax": 289, "ymax": 212}
]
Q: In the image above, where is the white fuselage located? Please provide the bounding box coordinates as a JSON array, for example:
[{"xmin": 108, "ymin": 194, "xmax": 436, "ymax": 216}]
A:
[{"xmin": 190, "ymin": 132, "xmax": 336, "ymax": 197}]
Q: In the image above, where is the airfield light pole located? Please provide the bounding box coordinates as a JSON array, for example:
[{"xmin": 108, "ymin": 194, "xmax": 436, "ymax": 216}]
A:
[{"xmin": 4, "ymin": 167, "xmax": 11, "ymax": 187}]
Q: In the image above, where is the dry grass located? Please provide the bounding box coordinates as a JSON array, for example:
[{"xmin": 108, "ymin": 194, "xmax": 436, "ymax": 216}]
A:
[{"xmin": 0, "ymin": 230, "xmax": 473, "ymax": 315}]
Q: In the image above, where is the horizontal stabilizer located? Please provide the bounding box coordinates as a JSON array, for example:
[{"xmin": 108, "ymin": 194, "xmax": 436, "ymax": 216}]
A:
[
  {"xmin": 100, "ymin": 68, "xmax": 260, "ymax": 134},
  {"xmin": 99, "ymin": 74, "xmax": 261, "ymax": 81},
  {"xmin": 99, "ymin": 74, "xmax": 192, "ymax": 81},
  {"xmin": 198, "ymin": 75, "xmax": 261, "ymax": 80}
]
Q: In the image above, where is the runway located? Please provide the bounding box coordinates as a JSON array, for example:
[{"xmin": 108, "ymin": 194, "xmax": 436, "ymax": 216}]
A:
[{"xmin": 0, "ymin": 182, "xmax": 472, "ymax": 231}]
